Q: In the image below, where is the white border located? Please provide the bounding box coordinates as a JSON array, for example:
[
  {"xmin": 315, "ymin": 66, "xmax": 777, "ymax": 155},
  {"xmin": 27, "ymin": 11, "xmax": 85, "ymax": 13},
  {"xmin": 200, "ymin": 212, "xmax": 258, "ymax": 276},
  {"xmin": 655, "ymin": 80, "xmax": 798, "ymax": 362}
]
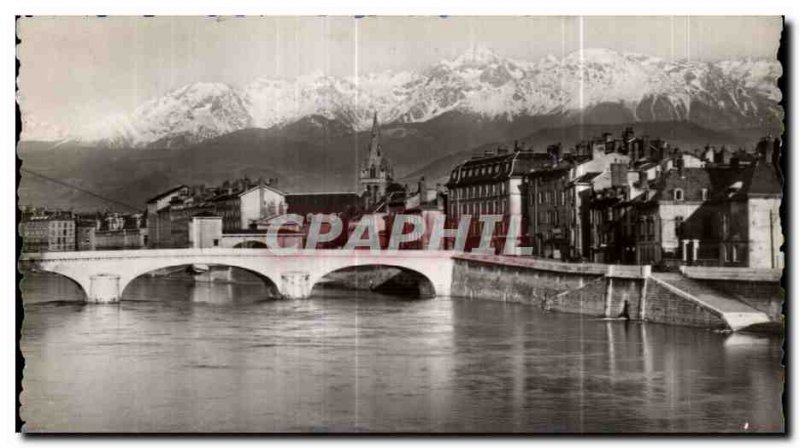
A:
[{"xmin": 3, "ymin": 1, "xmax": 797, "ymax": 446}]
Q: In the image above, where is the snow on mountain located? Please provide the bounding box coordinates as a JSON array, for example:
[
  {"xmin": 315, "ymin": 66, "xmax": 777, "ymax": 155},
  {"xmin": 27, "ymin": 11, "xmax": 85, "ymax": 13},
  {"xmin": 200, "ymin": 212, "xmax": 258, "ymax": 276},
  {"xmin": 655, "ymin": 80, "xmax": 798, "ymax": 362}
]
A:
[
  {"xmin": 20, "ymin": 114, "xmax": 72, "ymax": 142},
  {"xmin": 86, "ymin": 82, "xmax": 252, "ymax": 148},
  {"xmin": 64, "ymin": 47, "xmax": 781, "ymax": 148}
]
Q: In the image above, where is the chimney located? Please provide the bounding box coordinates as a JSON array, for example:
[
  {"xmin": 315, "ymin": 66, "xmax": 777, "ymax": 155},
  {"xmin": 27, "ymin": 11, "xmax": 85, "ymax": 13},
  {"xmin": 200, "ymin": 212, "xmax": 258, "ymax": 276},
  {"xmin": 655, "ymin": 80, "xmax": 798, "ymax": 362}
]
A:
[
  {"xmin": 513, "ymin": 140, "xmax": 521, "ymax": 152},
  {"xmin": 418, "ymin": 176, "xmax": 427, "ymax": 196},
  {"xmin": 704, "ymin": 145, "xmax": 715, "ymax": 163},
  {"xmin": 757, "ymin": 137, "xmax": 775, "ymax": 164}
]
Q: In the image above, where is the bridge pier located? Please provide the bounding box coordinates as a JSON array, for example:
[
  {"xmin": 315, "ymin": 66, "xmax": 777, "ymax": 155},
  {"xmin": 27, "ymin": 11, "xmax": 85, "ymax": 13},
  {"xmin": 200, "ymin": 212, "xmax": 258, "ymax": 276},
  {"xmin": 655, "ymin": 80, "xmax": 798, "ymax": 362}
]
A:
[
  {"xmin": 280, "ymin": 271, "xmax": 311, "ymax": 299},
  {"xmin": 88, "ymin": 274, "xmax": 121, "ymax": 303}
]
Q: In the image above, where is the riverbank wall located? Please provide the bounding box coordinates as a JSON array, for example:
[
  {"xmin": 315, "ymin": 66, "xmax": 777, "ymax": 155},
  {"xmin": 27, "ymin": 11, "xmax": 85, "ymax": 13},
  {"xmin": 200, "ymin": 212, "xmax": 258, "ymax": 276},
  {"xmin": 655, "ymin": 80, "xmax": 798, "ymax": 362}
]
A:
[{"xmin": 451, "ymin": 254, "xmax": 781, "ymax": 331}]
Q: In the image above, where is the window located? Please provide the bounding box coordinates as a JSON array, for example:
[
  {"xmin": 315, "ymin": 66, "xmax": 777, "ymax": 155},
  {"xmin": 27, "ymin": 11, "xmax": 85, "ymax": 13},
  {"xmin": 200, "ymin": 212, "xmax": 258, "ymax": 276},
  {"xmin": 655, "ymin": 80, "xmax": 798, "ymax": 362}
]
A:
[
  {"xmin": 732, "ymin": 245, "xmax": 739, "ymax": 262},
  {"xmin": 701, "ymin": 188, "xmax": 708, "ymax": 201},
  {"xmin": 538, "ymin": 192, "xmax": 543, "ymax": 204},
  {"xmin": 674, "ymin": 188, "xmax": 684, "ymax": 201},
  {"xmin": 213, "ymin": 239, "xmax": 219, "ymax": 247}
]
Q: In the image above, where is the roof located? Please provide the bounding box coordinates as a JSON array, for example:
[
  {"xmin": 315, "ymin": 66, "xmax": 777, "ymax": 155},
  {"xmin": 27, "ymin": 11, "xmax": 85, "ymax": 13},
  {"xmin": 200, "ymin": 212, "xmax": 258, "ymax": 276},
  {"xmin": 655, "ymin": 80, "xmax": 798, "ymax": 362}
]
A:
[
  {"xmin": 644, "ymin": 167, "xmax": 712, "ymax": 203},
  {"xmin": 146, "ymin": 185, "xmax": 188, "ymax": 204},
  {"xmin": 446, "ymin": 150, "xmax": 551, "ymax": 187},
  {"xmin": 572, "ymin": 172, "xmax": 602, "ymax": 184},
  {"xmin": 238, "ymin": 183, "xmax": 286, "ymax": 198},
  {"xmin": 285, "ymin": 192, "xmax": 361, "ymax": 215},
  {"xmin": 744, "ymin": 162, "xmax": 782, "ymax": 197}
]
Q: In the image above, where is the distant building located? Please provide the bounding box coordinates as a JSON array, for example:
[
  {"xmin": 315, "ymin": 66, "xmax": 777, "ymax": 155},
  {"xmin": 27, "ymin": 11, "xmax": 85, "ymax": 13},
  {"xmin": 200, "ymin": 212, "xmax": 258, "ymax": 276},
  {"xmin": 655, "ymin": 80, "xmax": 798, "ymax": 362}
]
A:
[
  {"xmin": 75, "ymin": 220, "xmax": 97, "ymax": 251},
  {"xmin": 359, "ymin": 112, "xmax": 394, "ymax": 208},
  {"xmin": 146, "ymin": 185, "xmax": 190, "ymax": 248},
  {"xmin": 188, "ymin": 213, "xmax": 223, "ymax": 249},
  {"xmin": 399, "ymin": 177, "xmax": 447, "ymax": 250},
  {"xmin": 146, "ymin": 177, "xmax": 286, "ymax": 248},
  {"xmin": 285, "ymin": 192, "xmax": 361, "ymax": 218},
  {"xmin": 20, "ymin": 211, "xmax": 76, "ymax": 253},
  {"xmin": 212, "ymin": 183, "xmax": 287, "ymax": 232}
]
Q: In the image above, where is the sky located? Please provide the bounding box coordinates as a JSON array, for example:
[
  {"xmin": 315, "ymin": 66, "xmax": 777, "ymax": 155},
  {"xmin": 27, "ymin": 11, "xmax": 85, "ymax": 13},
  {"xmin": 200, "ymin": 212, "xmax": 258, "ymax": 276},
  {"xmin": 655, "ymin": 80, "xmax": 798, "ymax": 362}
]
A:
[{"xmin": 17, "ymin": 16, "xmax": 783, "ymax": 139}]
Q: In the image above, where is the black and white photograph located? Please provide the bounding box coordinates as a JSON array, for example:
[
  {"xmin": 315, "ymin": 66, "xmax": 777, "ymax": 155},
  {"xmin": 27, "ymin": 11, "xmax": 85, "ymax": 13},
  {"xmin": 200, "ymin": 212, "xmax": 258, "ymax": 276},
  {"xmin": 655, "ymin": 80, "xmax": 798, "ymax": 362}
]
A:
[{"xmin": 14, "ymin": 13, "xmax": 787, "ymax": 435}]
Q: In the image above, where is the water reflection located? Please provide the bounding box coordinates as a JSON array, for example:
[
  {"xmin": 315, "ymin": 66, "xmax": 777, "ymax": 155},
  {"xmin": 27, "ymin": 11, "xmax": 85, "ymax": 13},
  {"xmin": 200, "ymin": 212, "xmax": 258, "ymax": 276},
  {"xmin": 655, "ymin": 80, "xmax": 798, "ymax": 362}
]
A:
[{"xmin": 20, "ymin": 273, "xmax": 784, "ymax": 433}]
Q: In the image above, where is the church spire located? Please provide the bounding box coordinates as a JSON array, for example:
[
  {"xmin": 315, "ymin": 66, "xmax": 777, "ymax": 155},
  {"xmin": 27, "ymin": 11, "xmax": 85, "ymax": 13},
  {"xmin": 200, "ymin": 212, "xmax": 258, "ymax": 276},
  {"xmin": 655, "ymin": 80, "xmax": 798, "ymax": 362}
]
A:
[
  {"xmin": 369, "ymin": 111, "xmax": 381, "ymax": 158},
  {"xmin": 371, "ymin": 111, "xmax": 380, "ymax": 138}
]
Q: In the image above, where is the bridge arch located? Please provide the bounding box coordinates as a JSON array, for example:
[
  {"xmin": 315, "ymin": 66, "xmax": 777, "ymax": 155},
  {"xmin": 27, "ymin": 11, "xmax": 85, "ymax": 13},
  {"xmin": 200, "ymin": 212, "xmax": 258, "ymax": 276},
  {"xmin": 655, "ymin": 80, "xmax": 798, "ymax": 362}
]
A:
[
  {"xmin": 21, "ymin": 269, "xmax": 89, "ymax": 303},
  {"xmin": 119, "ymin": 263, "xmax": 281, "ymax": 300},
  {"xmin": 310, "ymin": 264, "xmax": 437, "ymax": 298},
  {"xmin": 233, "ymin": 241, "xmax": 267, "ymax": 249}
]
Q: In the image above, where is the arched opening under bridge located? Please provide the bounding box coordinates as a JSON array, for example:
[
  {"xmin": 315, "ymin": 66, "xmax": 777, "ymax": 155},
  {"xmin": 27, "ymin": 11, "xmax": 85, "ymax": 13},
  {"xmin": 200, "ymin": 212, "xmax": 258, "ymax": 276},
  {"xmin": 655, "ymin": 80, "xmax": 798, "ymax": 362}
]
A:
[
  {"xmin": 120, "ymin": 264, "xmax": 281, "ymax": 303},
  {"xmin": 233, "ymin": 240, "xmax": 267, "ymax": 249},
  {"xmin": 311, "ymin": 264, "xmax": 436, "ymax": 299}
]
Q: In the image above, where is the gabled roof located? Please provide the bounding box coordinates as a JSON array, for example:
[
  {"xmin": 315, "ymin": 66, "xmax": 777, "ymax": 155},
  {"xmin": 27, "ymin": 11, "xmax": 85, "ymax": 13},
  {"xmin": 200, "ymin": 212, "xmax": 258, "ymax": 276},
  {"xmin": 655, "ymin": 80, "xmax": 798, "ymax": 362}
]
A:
[
  {"xmin": 238, "ymin": 183, "xmax": 286, "ymax": 198},
  {"xmin": 146, "ymin": 185, "xmax": 188, "ymax": 204}
]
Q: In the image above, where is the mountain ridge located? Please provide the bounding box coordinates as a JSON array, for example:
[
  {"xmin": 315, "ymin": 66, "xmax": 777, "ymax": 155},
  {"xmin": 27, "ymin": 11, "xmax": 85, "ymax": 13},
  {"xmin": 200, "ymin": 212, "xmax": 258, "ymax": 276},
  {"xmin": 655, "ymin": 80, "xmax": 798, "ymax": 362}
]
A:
[{"xmin": 24, "ymin": 47, "xmax": 782, "ymax": 148}]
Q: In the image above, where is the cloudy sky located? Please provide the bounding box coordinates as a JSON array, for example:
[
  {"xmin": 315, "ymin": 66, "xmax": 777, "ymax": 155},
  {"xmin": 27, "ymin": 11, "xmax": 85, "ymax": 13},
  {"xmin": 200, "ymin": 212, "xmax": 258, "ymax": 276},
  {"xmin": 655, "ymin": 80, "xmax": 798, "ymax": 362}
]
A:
[{"xmin": 17, "ymin": 16, "xmax": 782, "ymax": 140}]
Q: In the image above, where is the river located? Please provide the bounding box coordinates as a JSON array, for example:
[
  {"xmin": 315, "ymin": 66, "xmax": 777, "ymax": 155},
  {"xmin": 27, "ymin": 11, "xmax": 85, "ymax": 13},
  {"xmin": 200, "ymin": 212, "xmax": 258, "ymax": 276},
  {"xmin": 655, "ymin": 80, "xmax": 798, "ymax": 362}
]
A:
[{"xmin": 19, "ymin": 272, "xmax": 784, "ymax": 433}]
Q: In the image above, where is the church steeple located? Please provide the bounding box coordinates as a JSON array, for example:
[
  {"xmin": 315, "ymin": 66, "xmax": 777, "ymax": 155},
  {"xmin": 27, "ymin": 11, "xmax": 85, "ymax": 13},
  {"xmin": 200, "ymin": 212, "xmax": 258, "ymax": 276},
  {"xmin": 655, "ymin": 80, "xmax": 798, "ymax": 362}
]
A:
[
  {"xmin": 359, "ymin": 110, "xmax": 393, "ymax": 208},
  {"xmin": 369, "ymin": 111, "xmax": 381, "ymax": 157}
]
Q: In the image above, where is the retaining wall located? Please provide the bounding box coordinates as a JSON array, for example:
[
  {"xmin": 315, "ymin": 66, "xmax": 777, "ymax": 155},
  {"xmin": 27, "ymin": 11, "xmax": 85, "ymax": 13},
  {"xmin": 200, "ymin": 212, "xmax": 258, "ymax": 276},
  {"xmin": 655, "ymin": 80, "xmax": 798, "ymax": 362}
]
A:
[{"xmin": 450, "ymin": 255, "xmax": 770, "ymax": 330}]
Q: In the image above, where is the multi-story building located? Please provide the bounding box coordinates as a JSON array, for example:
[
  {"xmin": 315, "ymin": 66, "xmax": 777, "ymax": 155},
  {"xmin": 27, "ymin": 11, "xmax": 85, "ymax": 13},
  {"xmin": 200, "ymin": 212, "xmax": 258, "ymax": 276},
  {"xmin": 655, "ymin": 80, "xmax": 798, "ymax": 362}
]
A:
[
  {"xmin": 446, "ymin": 143, "xmax": 550, "ymax": 252},
  {"xmin": 146, "ymin": 185, "xmax": 191, "ymax": 248},
  {"xmin": 587, "ymin": 146, "xmax": 780, "ymax": 269},
  {"xmin": 75, "ymin": 220, "xmax": 97, "ymax": 251},
  {"xmin": 525, "ymin": 138, "xmax": 631, "ymax": 260},
  {"xmin": 212, "ymin": 183, "xmax": 287, "ymax": 232},
  {"xmin": 146, "ymin": 177, "xmax": 286, "ymax": 248},
  {"xmin": 20, "ymin": 212, "xmax": 76, "ymax": 252},
  {"xmin": 712, "ymin": 151, "xmax": 783, "ymax": 269}
]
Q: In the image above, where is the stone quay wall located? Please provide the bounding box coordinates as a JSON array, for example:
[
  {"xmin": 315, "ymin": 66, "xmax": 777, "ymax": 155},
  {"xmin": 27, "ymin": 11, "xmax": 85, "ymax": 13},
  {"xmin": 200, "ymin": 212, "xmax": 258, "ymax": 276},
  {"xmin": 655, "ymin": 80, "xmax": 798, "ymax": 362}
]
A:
[{"xmin": 450, "ymin": 255, "xmax": 748, "ymax": 330}]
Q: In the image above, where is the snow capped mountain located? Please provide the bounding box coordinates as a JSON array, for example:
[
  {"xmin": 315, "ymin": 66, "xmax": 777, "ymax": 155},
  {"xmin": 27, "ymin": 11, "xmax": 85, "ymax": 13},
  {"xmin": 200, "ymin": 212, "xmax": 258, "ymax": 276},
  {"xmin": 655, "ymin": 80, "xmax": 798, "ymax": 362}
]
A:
[
  {"xmin": 20, "ymin": 115, "xmax": 71, "ymax": 142},
  {"xmin": 86, "ymin": 82, "xmax": 252, "ymax": 148},
  {"xmin": 64, "ymin": 47, "xmax": 781, "ymax": 148}
]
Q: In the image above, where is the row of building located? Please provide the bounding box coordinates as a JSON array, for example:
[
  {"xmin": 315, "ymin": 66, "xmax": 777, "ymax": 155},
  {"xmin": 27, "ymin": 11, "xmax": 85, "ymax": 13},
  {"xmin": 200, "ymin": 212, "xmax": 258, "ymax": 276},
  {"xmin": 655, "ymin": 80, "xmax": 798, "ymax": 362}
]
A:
[
  {"xmin": 19, "ymin": 209, "xmax": 147, "ymax": 252},
  {"xmin": 444, "ymin": 130, "xmax": 783, "ymax": 269},
  {"xmin": 20, "ymin": 113, "xmax": 783, "ymax": 271}
]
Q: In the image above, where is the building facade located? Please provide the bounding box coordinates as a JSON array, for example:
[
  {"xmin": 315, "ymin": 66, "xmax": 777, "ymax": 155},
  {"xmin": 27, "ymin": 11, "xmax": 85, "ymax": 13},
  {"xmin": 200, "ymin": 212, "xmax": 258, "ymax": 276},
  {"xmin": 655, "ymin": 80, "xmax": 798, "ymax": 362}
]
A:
[{"xmin": 446, "ymin": 144, "xmax": 550, "ymax": 252}]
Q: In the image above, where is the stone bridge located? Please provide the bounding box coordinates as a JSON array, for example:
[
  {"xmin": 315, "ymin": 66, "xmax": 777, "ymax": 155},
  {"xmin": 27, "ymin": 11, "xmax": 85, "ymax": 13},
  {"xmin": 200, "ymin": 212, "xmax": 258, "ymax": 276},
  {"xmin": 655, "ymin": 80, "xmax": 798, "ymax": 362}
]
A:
[{"xmin": 19, "ymin": 249, "xmax": 456, "ymax": 303}]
